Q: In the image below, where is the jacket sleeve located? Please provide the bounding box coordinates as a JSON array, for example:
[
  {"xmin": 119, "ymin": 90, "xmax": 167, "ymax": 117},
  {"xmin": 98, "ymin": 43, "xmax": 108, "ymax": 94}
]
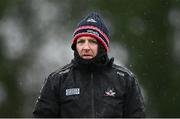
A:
[
  {"xmin": 33, "ymin": 73, "xmax": 61, "ymax": 117},
  {"xmin": 123, "ymin": 75, "xmax": 145, "ymax": 117}
]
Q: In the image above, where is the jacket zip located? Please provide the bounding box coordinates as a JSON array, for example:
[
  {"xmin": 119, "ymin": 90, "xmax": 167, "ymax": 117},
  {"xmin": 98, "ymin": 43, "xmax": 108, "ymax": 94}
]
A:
[{"xmin": 91, "ymin": 72, "xmax": 95, "ymax": 117}]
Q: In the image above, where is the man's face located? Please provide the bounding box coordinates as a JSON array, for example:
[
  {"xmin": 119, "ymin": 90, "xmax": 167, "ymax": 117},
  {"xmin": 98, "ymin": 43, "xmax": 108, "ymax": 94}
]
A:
[{"xmin": 76, "ymin": 36, "xmax": 98, "ymax": 60}]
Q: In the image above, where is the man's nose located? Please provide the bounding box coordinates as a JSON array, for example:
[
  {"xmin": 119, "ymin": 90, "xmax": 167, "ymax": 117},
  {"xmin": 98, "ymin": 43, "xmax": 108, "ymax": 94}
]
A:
[{"xmin": 83, "ymin": 41, "xmax": 90, "ymax": 49}]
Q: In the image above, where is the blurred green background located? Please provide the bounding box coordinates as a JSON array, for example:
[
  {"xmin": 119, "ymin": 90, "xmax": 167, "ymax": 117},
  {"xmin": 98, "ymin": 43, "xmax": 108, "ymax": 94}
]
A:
[{"xmin": 0, "ymin": 0, "xmax": 180, "ymax": 117}]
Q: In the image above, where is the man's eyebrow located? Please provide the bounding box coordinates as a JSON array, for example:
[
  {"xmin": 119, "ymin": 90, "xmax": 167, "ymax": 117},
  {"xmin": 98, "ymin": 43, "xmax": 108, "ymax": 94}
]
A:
[
  {"xmin": 88, "ymin": 38, "xmax": 97, "ymax": 41},
  {"xmin": 77, "ymin": 38, "xmax": 84, "ymax": 41},
  {"xmin": 77, "ymin": 39, "xmax": 85, "ymax": 43}
]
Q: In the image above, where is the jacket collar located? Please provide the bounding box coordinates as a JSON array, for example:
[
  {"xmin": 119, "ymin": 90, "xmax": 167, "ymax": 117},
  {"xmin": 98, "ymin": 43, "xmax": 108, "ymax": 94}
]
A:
[{"xmin": 72, "ymin": 51, "xmax": 114, "ymax": 71}]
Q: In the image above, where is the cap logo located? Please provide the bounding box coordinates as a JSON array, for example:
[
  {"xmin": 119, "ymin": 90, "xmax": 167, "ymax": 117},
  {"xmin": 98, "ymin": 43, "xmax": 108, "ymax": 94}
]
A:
[
  {"xmin": 87, "ymin": 18, "xmax": 97, "ymax": 23},
  {"xmin": 87, "ymin": 29, "xmax": 99, "ymax": 36}
]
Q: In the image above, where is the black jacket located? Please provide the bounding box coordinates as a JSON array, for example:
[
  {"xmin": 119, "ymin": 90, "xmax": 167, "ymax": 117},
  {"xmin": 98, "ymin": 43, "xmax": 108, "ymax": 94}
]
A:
[{"xmin": 33, "ymin": 59, "xmax": 145, "ymax": 118}]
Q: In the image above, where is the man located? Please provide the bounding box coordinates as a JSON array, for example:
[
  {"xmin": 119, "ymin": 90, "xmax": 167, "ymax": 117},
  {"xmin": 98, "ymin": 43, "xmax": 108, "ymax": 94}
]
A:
[{"xmin": 33, "ymin": 12, "xmax": 145, "ymax": 117}]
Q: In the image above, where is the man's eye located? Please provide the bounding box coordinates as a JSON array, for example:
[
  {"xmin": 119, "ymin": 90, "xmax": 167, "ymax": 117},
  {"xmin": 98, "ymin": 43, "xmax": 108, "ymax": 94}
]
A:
[
  {"xmin": 77, "ymin": 40, "xmax": 85, "ymax": 44},
  {"xmin": 89, "ymin": 40, "xmax": 98, "ymax": 44}
]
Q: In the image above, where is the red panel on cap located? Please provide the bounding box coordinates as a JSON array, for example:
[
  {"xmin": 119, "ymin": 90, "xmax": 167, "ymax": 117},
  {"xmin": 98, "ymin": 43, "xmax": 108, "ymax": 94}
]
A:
[{"xmin": 73, "ymin": 25, "xmax": 109, "ymax": 44}]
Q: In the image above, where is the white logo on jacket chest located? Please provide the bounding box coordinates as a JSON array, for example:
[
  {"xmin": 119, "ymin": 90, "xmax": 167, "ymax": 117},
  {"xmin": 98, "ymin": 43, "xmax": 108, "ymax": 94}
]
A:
[
  {"xmin": 104, "ymin": 88, "xmax": 116, "ymax": 97},
  {"xmin": 66, "ymin": 88, "xmax": 80, "ymax": 96}
]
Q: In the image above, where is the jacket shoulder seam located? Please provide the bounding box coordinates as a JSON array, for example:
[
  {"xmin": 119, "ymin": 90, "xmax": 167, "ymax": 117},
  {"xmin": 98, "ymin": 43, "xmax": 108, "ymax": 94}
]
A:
[
  {"xmin": 53, "ymin": 62, "xmax": 73, "ymax": 76},
  {"xmin": 112, "ymin": 64, "xmax": 134, "ymax": 77}
]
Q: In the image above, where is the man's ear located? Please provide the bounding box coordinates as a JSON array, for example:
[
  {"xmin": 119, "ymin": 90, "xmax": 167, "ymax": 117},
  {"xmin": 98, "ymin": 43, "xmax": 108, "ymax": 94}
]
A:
[
  {"xmin": 71, "ymin": 43, "xmax": 76, "ymax": 51},
  {"xmin": 98, "ymin": 42, "xmax": 106, "ymax": 54}
]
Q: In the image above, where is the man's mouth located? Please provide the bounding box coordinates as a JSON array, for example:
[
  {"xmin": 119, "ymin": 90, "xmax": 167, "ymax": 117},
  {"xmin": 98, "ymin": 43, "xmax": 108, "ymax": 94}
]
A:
[
  {"xmin": 82, "ymin": 54, "xmax": 93, "ymax": 59},
  {"xmin": 83, "ymin": 54, "xmax": 92, "ymax": 56}
]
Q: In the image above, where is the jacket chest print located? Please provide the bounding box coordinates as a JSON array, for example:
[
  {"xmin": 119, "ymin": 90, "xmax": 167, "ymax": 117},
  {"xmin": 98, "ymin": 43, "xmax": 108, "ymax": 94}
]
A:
[
  {"xmin": 104, "ymin": 88, "xmax": 116, "ymax": 97},
  {"xmin": 65, "ymin": 87, "xmax": 116, "ymax": 97},
  {"xmin": 66, "ymin": 88, "xmax": 80, "ymax": 96}
]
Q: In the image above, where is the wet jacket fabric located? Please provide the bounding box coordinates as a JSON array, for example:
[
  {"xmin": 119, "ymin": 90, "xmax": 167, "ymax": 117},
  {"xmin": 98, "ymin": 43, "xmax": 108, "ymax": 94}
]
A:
[{"xmin": 33, "ymin": 59, "xmax": 145, "ymax": 118}]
